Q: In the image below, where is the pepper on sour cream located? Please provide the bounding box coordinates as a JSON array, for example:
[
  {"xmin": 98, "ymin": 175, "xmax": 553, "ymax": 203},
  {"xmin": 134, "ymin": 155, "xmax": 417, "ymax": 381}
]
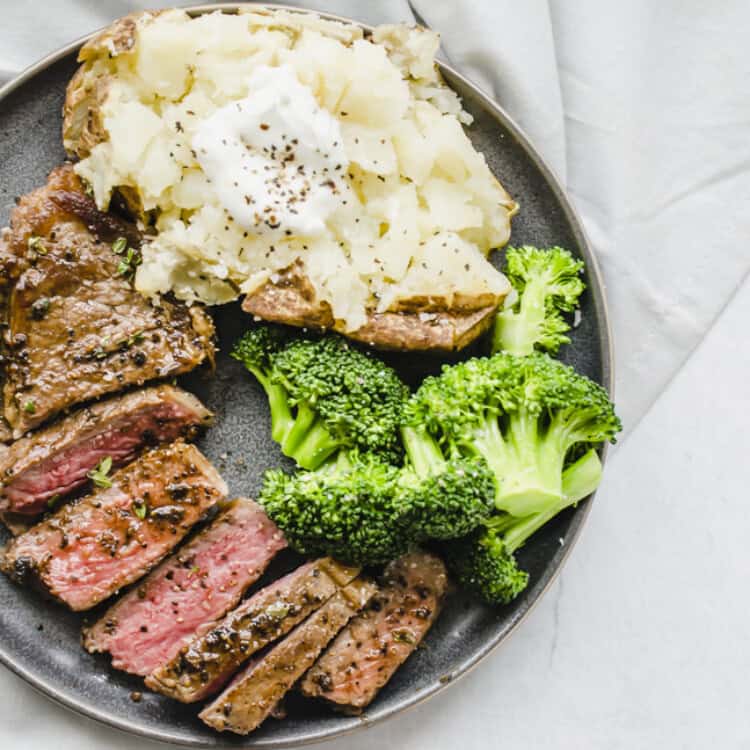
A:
[{"xmin": 192, "ymin": 65, "xmax": 352, "ymax": 239}]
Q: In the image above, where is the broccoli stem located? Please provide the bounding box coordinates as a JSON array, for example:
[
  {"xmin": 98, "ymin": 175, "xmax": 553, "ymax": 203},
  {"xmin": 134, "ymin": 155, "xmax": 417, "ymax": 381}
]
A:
[
  {"xmin": 470, "ymin": 415, "xmax": 506, "ymax": 479},
  {"xmin": 250, "ymin": 368, "xmax": 295, "ymax": 445},
  {"xmin": 502, "ymin": 448, "xmax": 602, "ymax": 553},
  {"xmin": 281, "ymin": 402, "xmax": 317, "ymax": 455},
  {"xmin": 333, "ymin": 450, "xmax": 353, "ymax": 472},
  {"xmin": 400, "ymin": 425, "xmax": 446, "ymax": 478},
  {"xmin": 471, "ymin": 411, "xmax": 562, "ymax": 517},
  {"xmin": 505, "ymin": 408, "xmax": 563, "ymax": 514},
  {"xmin": 289, "ymin": 418, "xmax": 342, "ymax": 470},
  {"xmin": 561, "ymin": 448, "xmax": 602, "ymax": 504},
  {"xmin": 280, "ymin": 403, "xmax": 342, "ymax": 471},
  {"xmin": 493, "ymin": 273, "xmax": 548, "ymax": 356}
]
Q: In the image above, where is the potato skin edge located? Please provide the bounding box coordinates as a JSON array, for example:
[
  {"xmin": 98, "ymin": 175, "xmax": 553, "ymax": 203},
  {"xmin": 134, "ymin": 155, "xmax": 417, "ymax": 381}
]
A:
[{"xmin": 242, "ymin": 263, "xmax": 500, "ymax": 352}]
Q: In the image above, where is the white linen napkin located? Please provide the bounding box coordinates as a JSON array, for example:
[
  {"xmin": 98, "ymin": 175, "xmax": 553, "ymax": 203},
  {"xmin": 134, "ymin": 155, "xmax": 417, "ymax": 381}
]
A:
[{"xmin": 2, "ymin": 0, "xmax": 749, "ymax": 434}]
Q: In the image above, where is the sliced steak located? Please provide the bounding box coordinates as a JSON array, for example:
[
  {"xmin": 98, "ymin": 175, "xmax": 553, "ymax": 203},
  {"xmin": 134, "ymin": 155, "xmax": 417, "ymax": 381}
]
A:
[
  {"xmin": 83, "ymin": 498, "xmax": 286, "ymax": 676},
  {"xmin": 146, "ymin": 557, "xmax": 359, "ymax": 703},
  {"xmin": 0, "ymin": 234, "xmax": 12, "ymax": 445},
  {"xmin": 200, "ymin": 577, "xmax": 376, "ymax": 735},
  {"xmin": 2, "ymin": 164, "xmax": 214, "ymax": 437},
  {"xmin": 0, "ymin": 513, "xmax": 31, "ymax": 537},
  {"xmin": 0, "ymin": 441, "xmax": 226, "ymax": 610},
  {"xmin": 0, "ymin": 385, "xmax": 212, "ymax": 518},
  {"xmin": 300, "ymin": 551, "xmax": 447, "ymax": 712}
]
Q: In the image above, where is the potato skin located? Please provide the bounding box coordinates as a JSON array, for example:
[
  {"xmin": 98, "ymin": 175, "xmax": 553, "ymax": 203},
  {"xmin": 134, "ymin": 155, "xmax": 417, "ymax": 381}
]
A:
[
  {"xmin": 62, "ymin": 64, "xmax": 107, "ymax": 159},
  {"xmin": 62, "ymin": 11, "xmax": 507, "ymax": 352},
  {"xmin": 241, "ymin": 263, "xmax": 498, "ymax": 352},
  {"xmin": 63, "ymin": 12, "xmax": 163, "ymax": 222},
  {"xmin": 62, "ymin": 13, "xmax": 147, "ymax": 159}
]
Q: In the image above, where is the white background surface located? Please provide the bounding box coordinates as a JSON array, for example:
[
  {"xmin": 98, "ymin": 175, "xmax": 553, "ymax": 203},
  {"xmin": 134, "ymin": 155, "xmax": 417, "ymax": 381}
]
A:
[{"xmin": 2, "ymin": 2, "xmax": 749, "ymax": 748}]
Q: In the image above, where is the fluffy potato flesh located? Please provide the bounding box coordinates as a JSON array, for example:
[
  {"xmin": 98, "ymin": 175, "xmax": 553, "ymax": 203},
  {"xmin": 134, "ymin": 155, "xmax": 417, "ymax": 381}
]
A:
[{"xmin": 67, "ymin": 9, "xmax": 518, "ymax": 332}]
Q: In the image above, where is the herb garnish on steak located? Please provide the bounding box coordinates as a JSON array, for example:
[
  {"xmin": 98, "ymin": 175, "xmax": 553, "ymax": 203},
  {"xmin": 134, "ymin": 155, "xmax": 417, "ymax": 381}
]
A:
[
  {"xmin": 146, "ymin": 557, "xmax": 359, "ymax": 703},
  {"xmin": 1, "ymin": 441, "xmax": 226, "ymax": 611},
  {"xmin": 1, "ymin": 165, "xmax": 215, "ymax": 437},
  {"xmin": 0, "ymin": 385, "xmax": 212, "ymax": 518},
  {"xmin": 83, "ymin": 498, "xmax": 287, "ymax": 676}
]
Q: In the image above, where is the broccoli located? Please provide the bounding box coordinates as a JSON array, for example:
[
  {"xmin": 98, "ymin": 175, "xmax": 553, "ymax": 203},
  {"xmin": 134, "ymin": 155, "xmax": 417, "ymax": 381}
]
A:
[
  {"xmin": 259, "ymin": 452, "xmax": 408, "ymax": 564},
  {"xmin": 258, "ymin": 447, "xmax": 495, "ymax": 566},
  {"xmin": 434, "ymin": 246, "xmax": 613, "ymax": 603},
  {"xmin": 443, "ymin": 516, "xmax": 530, "ymax": 605},
  {"xmin": 405, "ymin": 351, "xmax": 621, "ymax": 518},
  {"xmin": 231, "ymin": 326, "xmax": 293, "ymax": 444},
  {"xmin": 442, "ymin": 448, "xmax": 603, "ymax": 604},
  {"xmin": 493, "ymin": 246, "xmax": 585, "ymax": 356},
  {"xmin": 241, "ymin": 326, "xmax": 496, "ymax": 564},
  {"xmin": 232, "ymin": 328, "xmax": 409, "ymax": 470},
  {"xmin": 399, "ymin": 426, "xmax": 495, "ymax": 540},
  {"xmin": 399, "ymin": 425, "xmax": 496, "ymax": 540}
]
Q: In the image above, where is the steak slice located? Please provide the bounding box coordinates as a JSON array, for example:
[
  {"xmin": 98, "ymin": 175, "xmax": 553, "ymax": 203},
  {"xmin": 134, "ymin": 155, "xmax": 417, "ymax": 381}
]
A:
[
  {"xmin": 83, "ymin": 498, "xmax": 286, "ymax": 676},
  {"xmin": 146, "ymin": 557, "xmax": 359, "ymax": 703},
  {"xmin": 0, "ymin": 512, "xmax": 31, "ymax": 538},
  {"xmin": 200, "ymin": 577, "xmax": 376, "ymax": 735},
  {"xmin": 0, "ymin": 385, "xmax": 212, "ymax": 518},
  {"xmin": 0, "ymin": 441, "xmax": 226, "ymax": 611},
  {"xmin": 300, "ymin": 551, "xmax": 448, "ymax": 712},
  {"xmin": 0, "ymin": 234, "xmax": 12, "ymax": 445},
  {"xmin": 2, "ymin": 164, "xmax": 214, "ymax": 438}
]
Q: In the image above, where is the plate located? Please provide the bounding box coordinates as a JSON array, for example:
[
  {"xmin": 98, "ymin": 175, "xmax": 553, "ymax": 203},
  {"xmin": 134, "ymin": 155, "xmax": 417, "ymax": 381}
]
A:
[{"xmin": 0, "ymin": 4, "xmax": 612, "ymax": 747}]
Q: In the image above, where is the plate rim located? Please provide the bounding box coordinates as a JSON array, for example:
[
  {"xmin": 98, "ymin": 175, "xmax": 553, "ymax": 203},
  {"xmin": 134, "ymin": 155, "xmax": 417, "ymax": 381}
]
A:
[{"xmin": 0, "ymin": 4, "xmax": 614, "ymax": 747}]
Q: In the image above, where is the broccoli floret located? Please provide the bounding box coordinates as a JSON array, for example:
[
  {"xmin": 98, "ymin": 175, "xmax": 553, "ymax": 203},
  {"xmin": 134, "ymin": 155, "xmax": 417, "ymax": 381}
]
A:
[
  {"xmin": 493, "ymin": 246, "xmax": 585, "ymax": 356},
  {"xmin": 232, "ymin": 328, "xmax": 409, "ymax": 470},
  {"xmin": 405, "ymin": 351, "xmax": 621, "ymax": 518},
  {"xmin": 259, "ymin": 452, "xmax": 409, "ymax": 565},
  {"xmin": 259, "ymin": 445, "xmax": 494, "ymax": 566},
  {"xmin": 399, "ymin": 424, "xmax": 495, "ymax": 540},
  {"xmin": 443, "ymin": 518, "xmax": 530, "ymax": 605},
  {"xmin": 443, "ymin": 448, "xmax": 603, "ymax": 604}
]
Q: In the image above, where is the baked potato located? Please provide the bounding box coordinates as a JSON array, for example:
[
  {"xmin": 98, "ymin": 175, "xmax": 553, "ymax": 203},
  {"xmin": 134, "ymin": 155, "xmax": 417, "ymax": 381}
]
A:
[{"xmin": 63, "ymin": 9, "xmax": 518, "ymax": 352}]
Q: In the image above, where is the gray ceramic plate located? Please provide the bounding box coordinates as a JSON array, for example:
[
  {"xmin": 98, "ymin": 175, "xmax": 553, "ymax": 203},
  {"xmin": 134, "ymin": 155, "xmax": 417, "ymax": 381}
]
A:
[{"xmin": 0, "ymin": 4, "xmax": 612, "ymax": 747}]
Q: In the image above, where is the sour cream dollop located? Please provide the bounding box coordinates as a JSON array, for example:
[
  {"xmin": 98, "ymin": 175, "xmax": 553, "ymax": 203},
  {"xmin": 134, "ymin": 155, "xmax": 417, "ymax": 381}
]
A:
[{"xmin": 192, "ymin": 65, "xmax": 351, "ymax": 238}]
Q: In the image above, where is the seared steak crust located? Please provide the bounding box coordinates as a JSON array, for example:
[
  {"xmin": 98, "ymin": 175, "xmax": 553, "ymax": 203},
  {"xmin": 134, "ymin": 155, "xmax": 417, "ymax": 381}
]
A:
[
  {"xmin": 146, "ymin": 558, "xmax": 359, "ymax": 703},
  {"xmin": 0, "ymin": 385, "xmax": 212, "ymax": 518},
  {"xmin": 83, "ymin": 498, "xmax": 286, "ymax": 676},
  {"xmin": 0, "ymin": 441, "xmax": 226, "ymax": 611},
  {"xmin": 2, "ymin": 164, "xmax": 214, "ymax": 437},
  {"xmin": 300, "ymin": 551, "xmax": 447, "ymax": 712},
  {"xmin": 200, "ymin": 578, "xmax": 376, "ymax": 735},
  {"xmin": 0, "ymin": 233, "xmax": 12, "ymax": 444}
]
